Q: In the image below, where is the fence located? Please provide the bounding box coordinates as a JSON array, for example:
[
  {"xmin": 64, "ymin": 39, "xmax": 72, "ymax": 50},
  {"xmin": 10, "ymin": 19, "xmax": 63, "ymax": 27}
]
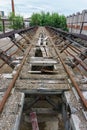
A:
[{"xmin": 67, "ymin": 10, "xmax": 87, "ymax": 35}]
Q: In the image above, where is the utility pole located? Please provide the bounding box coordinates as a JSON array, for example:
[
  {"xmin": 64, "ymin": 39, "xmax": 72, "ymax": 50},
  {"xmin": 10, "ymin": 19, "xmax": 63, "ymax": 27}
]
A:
[{"xmin": 11, "ymin": 0, "xmax": 15, "ymax": 15}]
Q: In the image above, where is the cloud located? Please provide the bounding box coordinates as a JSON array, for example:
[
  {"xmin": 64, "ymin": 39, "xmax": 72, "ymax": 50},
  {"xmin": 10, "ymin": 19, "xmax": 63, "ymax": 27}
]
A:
[{"xmin": 0, "ymin": 0, "xmax": 87, "ymax": 17}]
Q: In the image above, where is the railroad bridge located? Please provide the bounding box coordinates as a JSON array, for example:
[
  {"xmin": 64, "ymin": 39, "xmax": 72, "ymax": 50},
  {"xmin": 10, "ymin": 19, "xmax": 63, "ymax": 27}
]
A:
[{"xmin": 0, "ymin": 26, "xmax": 87, "ymax": 130}]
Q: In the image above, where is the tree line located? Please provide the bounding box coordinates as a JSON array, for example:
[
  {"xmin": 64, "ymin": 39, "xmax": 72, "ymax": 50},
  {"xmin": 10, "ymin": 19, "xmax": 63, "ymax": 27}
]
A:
[
  {"xmin": 0, "ymin": 12, "xmax": 68, "ymax": 31},
  {"xmin": 30, "ymin": 12, "xmax": 68, "ymax": 31}
]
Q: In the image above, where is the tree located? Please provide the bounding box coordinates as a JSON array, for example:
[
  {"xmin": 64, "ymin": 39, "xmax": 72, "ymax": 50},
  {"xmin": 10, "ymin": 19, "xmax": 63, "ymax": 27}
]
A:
[
  {"xmin": 30, "ymin": 13, "xmax": 41, "ymax": 26},
  {"xmin": 8, "ymin": 12, "xmax": 24, "ymax": 30},
  {"xmin": 51, "ymin": 13, "xmax": 60, "ymax": 28},
  {"xmin": 60, "ymin": 15, "xmax": 68, "ymax": 31},
  {"xmin": 30, "ymin": 12, "xmax": 68, "ymax": 31}
]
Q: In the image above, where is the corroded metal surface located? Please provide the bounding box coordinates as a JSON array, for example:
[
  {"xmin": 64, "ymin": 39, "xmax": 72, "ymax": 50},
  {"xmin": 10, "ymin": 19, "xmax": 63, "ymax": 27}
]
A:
[{"xmin": 0, "ymin": 26, "xmax": 87, "ymax": 130}]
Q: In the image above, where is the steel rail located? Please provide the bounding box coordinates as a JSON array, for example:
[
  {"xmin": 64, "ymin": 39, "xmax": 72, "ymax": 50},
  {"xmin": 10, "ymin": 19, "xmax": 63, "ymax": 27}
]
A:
[
  {"xmin": 0, "ymin": 44, "xmax": 32, "ymax": 113},
  {"xmin": 53, "ymin": 44, "xmax": 87, "ymax": 109}
]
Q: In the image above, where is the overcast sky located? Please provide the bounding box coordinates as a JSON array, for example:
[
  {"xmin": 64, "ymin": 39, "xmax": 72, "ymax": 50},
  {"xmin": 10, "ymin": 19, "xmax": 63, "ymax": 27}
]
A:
[{"xmin": 0, "ymin": 0, "xmax": 87, "ymax": 18}]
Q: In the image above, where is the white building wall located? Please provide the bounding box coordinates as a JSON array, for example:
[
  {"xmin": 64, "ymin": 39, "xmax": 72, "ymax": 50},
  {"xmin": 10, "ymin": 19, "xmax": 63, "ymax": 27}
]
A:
[{"xmin": 67, "ymin": 10, "xmax": 87, "ymax": 35}]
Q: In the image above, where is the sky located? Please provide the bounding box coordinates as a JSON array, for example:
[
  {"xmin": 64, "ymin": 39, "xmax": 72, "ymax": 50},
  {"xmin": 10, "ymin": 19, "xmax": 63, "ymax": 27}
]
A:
[{"xmin": 0, "ymin": 0, "xmax": 87, "ymax": 18}]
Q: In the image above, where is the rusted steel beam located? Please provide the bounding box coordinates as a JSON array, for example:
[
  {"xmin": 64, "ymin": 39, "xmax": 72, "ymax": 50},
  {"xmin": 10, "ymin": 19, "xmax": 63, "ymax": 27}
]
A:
[
  {"xmin": 0, "ymin": 62, "xmax": 6, "ymax": 68},
  {"xmin": 64, "ymin": 51, "xmax": 87, "ymax": 78},
  {"xmin": 68, "ymin": 45, "xmax": 80, "ymax": 54},
  {"xmin": 79, "ymin": 49, "xmax": 87, "ymax": 58},
  {"xmin": 76, "ymin": 65, "xmax": 87, "ymax": 78},
  {"xmin": 69, "ymin": 45, "xmax": 87, "ymax": 59},
  {"xmin": 0, "ymin": 52, "xmax": 17, "ymax": 69},
  {"xmin": 60, "ymin": 41, "xmax": 71, "ymax": 53},
  {"xmin": 53, "ymin": 44, "xmax": 87, "ymax": 109},
  {"xmin": 0, "ymin": 49, "xmax": 19, "ymax": 67},
  {"xmin": 45, "ymin": 96, "xmax": 59, "ymax": 110},
  {"xmin": 46, "ymin": 26, "xmax": 87, "ymax": 41},
  {"xmin": 30, "ymin": 112, "xmax": 39, "ymax": 130},
  {"xmin": 66, "ymin": 50, "xmax": 87, "ymax": 71},
  {"xmin": 0, "ymin": 49, "xmax": 15, "ymax": 69},
  {"xmin": 11, "ymin": 39, "xmax": 24, "ymax": 52},
  {"xmin": 69, "ymin": 44, "xmax": 81, "ymax": 52},
  {"xmin": 0, "ymin": 27, "xmax": 37, "ymax": 39},
  {"xmin": 46, "ymin": 26, "xmax": 69, "ymax": 37},
  {"xmin": 56, "ymin": 39, "xmax": 64, "ymax": 45},
  {"xmin": 4, "ymin": 44, "xmax": 15, "ymax": 52},
  {"xmin": 0, "ymin": 45, "xmax": 32, "ymax": 113},
  {"xmin": 46, "ymin": 26, "xmax": 87, "ymax": 57},
  {"xmin": 19, "ymin": 34, "xmax": 30, "ymax": 44},
  {"xmin": 0, "ymin": 30, "xmax": 17, "ymax": 39},
  {"xmin": 9, "ymin": 48, "xmax": 20, "ymax": 57},
  {"xmin": 25, "ymin": 97, "xmax": 40, "ymax": 110},
  {"xmin": 71, "ymin": 33, "xmax": 87, "ymax": 41}
]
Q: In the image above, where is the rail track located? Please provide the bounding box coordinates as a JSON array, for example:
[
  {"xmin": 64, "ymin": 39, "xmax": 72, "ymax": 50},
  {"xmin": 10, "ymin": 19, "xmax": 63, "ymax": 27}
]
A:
[{"xmin": 0, "ymin": 26, "xmax": 87, "ymax": 130}]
